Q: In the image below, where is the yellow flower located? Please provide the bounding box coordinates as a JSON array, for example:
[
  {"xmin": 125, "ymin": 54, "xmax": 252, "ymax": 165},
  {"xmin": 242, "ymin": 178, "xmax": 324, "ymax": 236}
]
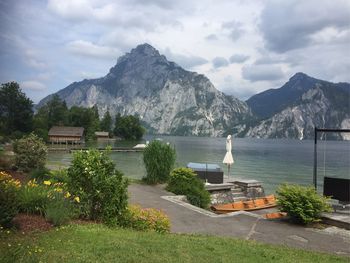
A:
[
  {"xmin": 74, "ymin": 196, "xmax": 80, "ymax": 203},
  {"xmin": 27, "ymin": 179, "xmax": 38, "ymax": 187},
  {"xmin": 65, "ymin": 192, "xmax": 71, "ymax": 198},
  {"xmin": 43, "ymin": 180, "xmax": 51, "ymax": 186},
  {"xmin": 54, "ymin": 188, "xmax": 63, "ymax": 193}
]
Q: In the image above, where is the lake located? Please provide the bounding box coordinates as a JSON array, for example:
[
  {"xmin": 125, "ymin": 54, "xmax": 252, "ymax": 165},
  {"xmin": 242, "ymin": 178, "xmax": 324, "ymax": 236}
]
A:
[{"xmin": 47, "ymin": 136, "xmax": 350, "ymax": 194}]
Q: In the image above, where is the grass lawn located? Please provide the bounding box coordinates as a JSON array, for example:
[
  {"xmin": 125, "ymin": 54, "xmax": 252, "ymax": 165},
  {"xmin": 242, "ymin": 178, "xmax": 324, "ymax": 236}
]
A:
[{"xmin": 0, "ymin": 224, "xmax": 347, "ymax": 263}]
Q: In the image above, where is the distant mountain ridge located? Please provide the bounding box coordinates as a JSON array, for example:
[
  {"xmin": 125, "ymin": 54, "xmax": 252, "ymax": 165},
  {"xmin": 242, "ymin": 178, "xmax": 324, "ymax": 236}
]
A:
[
  {"xmin": 245, "ymin": 73, "xmax": 350, "ymax": 140},
  {"xmin": 37, "ymin": 44, "xmax": 350, "ymax": 139},
  {"xmin": 38, "ymin": 43, "xmax": 252, "ymax": 137}
]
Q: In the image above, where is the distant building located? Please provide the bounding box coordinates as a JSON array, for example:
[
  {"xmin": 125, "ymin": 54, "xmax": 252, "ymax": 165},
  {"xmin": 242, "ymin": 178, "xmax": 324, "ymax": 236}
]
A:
[
  {"xmin": 48, "ymin": 126, "xmax": 84, "ymax": 144},
  {"xmin": 95, "ymin": 131, "xmax": 109, "ymax": 140}
]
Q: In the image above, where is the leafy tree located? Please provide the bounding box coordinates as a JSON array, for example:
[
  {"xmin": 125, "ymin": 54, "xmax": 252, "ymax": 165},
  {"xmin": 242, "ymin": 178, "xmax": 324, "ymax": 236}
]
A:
[
  {"xmin": 143, "ymin": 140, "xmax": 176, "ymax": 184},
  {"xmin": 68, "ymin": 106, "xmax": 100, "ymax": 141},
  {"xmin": 67, "ymin": 149, "xmax": 128, "ymax": 225},
  {"xmin": 33, "ymin": 95, "xmax": 69, "ymax": 140},
  {"xmin": 100, "ymin": 110, "xmax": 112, "ymax": 134},
  {"xmin": 46, "ymin": 95, "xmax": 69, "ymax": 128},
  {"xmin": 0, "ymin": 82, "xmax": 33, "ymax": 136},
  {"xmin": 114, "ymin": 114, "xmax": 145, "ymax": 140},
  {"xmin": 13, "ymin": 133, "xmax": 48, "ymax": 172}
]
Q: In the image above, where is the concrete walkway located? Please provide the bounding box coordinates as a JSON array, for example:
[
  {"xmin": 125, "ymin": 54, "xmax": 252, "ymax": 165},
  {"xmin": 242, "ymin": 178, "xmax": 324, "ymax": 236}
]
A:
[{"xmin": 128, "ymin": 184, "xmax": 350, "ymax": 257}]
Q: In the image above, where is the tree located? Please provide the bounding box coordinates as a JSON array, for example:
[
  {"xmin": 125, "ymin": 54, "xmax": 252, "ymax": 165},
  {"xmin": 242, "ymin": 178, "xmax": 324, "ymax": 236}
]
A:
[
  {"xmin": 33, "ymin": 95, "xmax": 69, "ymax": 141},
  {"xmin": 67, "ymin": 149, "xmax": 128, "ymax": 225},
  {"xmin": 143, "ymin": 140, "xmax": 176, "ymax": 184},
  {"xmin": 46, "ymin": 95, "xmax": 69, "ymax": 128},
  {"xmin": 67, "ymin": 106, "xmax": 100, "ymax": 141},
  {"xmin": 0, "ymin": 82, "xmax": 33, "ymax": 136},
  {"xmin": 113, "ymin": 114, "xmax": 145, "ymax": 140},
  {"xmin": 13, "ymin": 133, "xmax": 48, "ymax": 172},
  {"xmin": 100, "ymin": 110, "xmax": 112, "ymax": 134}
]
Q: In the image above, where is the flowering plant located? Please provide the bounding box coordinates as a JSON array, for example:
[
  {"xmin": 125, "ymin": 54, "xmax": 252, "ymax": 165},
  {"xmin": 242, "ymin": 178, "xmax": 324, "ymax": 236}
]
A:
[
  {"xmin": 0, "ymin": 171, "xmax": 20, "ymax": 227},
  {"xmin": 122, "ymin": 205, "xmax": 170, "ymax": 233}
]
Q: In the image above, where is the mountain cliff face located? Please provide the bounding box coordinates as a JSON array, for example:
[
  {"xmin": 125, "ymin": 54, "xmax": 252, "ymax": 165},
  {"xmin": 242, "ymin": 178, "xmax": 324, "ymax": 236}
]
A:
[
  {"xmin": 245, "ymin": 73, "xmax": 350, "ymax": 140},
  {"xmin": 38, "ymin": 45, "xmax": 349, "ymax": 139},
  {"xmin": 38, "ymin": 44, "xmax": 251, "ymax": 136}
]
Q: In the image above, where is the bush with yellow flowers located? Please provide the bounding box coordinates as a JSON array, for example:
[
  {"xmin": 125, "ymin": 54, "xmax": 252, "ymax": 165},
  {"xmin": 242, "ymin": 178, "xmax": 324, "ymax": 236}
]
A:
[
  {"xmin": 18, "ymin": 179, "xmax": 50, "ymax": 215},
  {"xmin": 0, "ymin": 171, "xmax": 21, "ymax": 228},
  {"xmin": 121, "ymin": 205, "xmax": 171, "ymax": 233},
  {"xmin": 67, "ymin": 149, "xmax": 128, "ymax": 226},
  {"xmin": 17, "ymin": 179, "xmax": 80, "ymax": 226}
]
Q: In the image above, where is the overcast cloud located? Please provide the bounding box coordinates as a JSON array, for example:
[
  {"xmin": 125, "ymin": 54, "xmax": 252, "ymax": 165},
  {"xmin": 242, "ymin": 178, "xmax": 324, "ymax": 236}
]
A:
[{"xmin": 0, "ymin": 0, "xmax": 349, "ymax": 102}]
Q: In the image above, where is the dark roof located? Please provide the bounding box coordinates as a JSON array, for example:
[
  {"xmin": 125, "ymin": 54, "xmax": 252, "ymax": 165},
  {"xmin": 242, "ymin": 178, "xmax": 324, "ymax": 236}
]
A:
[
  {"xmin": 48, "ymin": 126, "xmax": 84, "ymax": 137},
  {"xmin": 95, "ymin": 131, "xmax": 109, "ymax": 137}
]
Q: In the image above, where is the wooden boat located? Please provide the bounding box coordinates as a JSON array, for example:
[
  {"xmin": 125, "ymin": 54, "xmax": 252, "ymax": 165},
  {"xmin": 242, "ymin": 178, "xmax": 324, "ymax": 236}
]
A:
[
  {"xmin": 211, "ymin": 195, "xmax": 277, "ymax": 214},
  {"xmin": 264, "ymin": 212, "xmax": 287, "ymax": 219}
]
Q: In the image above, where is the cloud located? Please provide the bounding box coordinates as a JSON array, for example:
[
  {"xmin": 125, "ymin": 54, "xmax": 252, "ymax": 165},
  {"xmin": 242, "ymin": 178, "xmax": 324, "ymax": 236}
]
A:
[
  {"xmin": 260, "ymin": 0, "xmax": 350, "ymax": 53},
  {"xmin": 47, "ymin": 0, "xmax": 93, "ymax": 21},
  {"xmin": 222, "ymin": 20, "xmax": 245, "ymax": 41},
  {"xmin": 48, "ymin": 0, "xmax": 184, "ymax": 32},
  {"xmin": 212, "ymin": 57, "xmax": 229, "ymax": 69},
  {"xmin": 123, "ymin": 0, "xmax": 180, "ymax": 9},
  {"xmin": 205, "ymin": 34, "xmax": 218, "ymax": 41},
  {"xmin": 163, "ymin": 48, "xmax": 208, "ymax": 69},
  {"xmin": 23, "ymin": 49, "xmax": 48, "ymax": 70},
  {"xmin": 66, "ymin": 40, "xmax": 120, "ymax": 59},
  {"xmin": 242, "ymin": 64, "xmax": 285, "ymax": 82},
  {"xmin": 229, "ymin": 54, "xmax": 250, "ymax": 63},
  {"xmin": 21, "ymin": 80, "xmax": 46, "ymax": 91}
]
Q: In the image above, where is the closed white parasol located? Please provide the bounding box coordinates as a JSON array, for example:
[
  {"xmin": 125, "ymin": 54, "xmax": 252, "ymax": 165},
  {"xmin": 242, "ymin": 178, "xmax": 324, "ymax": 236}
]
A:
[{"xmin": 223, "ymin": 135, "xmax": 234, "ymax": 177}]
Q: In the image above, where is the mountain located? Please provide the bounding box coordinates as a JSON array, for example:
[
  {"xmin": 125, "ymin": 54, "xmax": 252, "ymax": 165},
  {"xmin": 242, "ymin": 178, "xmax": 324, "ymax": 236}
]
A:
[
  {"xmin": 38, "ymin": 43, "xmax": 252, "ymax": 136},
  {"xmin": 245, "ymin": 73, "xmax": 350, "ymax": 140}
]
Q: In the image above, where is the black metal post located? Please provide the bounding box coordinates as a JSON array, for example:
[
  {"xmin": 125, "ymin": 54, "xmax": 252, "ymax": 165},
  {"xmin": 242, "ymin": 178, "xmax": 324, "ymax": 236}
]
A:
[
  {"xmin": 313, "ymin": 127, "xmax": 318, "ymax": 189},
  {"xmin": 312, "ymin": 127, "xmax": 350, "ymax": 190}
]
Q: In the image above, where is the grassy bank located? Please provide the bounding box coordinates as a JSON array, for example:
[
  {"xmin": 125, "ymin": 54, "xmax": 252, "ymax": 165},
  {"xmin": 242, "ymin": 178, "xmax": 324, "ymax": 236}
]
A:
[{"xmin": 1, "ymin": 224, "xmax": 347, "ymax": 263}]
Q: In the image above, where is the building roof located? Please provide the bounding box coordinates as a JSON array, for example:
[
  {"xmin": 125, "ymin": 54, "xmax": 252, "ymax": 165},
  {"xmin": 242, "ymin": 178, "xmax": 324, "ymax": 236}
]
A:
[
  {"xmin": 95, "ymin": 131, "xmax": 109, "ymax": 137},
  {"xmin": 48, "ymin": 126, "xmax": 84, "ymax": 137}
]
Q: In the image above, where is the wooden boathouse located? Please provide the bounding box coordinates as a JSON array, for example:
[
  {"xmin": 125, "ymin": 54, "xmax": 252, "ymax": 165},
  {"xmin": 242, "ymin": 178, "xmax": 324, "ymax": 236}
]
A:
[
  {"xmin": 95, "ymin": 131, "xmax": 109, "ymax": 140},
  {"xmin": 48, "ymin": 126, "xmax": 84, "ymax": 144}
]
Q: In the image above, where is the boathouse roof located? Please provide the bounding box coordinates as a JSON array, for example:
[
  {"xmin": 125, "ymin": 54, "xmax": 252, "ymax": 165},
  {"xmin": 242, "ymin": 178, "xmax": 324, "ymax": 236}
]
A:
[{"xmin": 48, "ymin": 126, "xmax": 84, "ymax": 137}]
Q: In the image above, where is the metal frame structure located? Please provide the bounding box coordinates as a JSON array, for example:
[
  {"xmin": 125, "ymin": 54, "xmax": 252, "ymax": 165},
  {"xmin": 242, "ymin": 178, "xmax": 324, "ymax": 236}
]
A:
[{"xmin": 313, "ymin": 127, "xmax": 350, "ymax": 189}]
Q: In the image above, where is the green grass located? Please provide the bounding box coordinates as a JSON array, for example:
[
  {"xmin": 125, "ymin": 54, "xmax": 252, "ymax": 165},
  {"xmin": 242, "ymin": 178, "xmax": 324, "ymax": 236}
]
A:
[{"xmin": 0, "ymin": 224, "xmax": 347, "ymax": 263}]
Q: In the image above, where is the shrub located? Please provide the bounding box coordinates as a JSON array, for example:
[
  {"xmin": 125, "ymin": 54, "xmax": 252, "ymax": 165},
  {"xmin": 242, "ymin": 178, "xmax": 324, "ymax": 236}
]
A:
[
  {"xmin": 0, "ymin": 171, "xmax": 20, "ymax": 227},
  {"xmin": 67, "ymin": 149, "xmax": 129, "ymax": 225},
  {"xmin": 276, "ymin": 183, "xmax": 332, "ymax": 225},
  {"xmin": 30, "ymin": 167, "xmax": 51, "ymax": 182},
  {"xmin": 50, "ymin": 169, "xmax": 69, "ymax": 183},
  {"xmin": 13, "ymin": 133, "xmax": 47, "ymax": 172},
  {"xmin": 143, "ymin": 141, "xmax": 176, "ymax": 184},
  {"xmin": 166, "ymin": 168, "xmax": 211, "ymax": 209},
  {"xmin": 186, "ymin": 188, "xmax": 211, "ymax": 209},
  {"xmin": 45, "ymin": 192, "xmax": 75, "ymax": 226},
  {"xmin": 18, "ymin": 180, "xmax": 49, "ymax": 215},
  {"xmin": 122, "ymin": 205, "xmax": 170, "ymax": 233},
  {"xmin": 0, "ymin": 154, "xmax": 15, "ymax": 170}
]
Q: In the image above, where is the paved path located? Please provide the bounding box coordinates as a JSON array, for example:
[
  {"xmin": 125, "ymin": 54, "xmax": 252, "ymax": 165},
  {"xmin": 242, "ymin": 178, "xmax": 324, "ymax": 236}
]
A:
[{"xmin": 128, "ymin": 184, "xmax": 350, "ymax": 257}]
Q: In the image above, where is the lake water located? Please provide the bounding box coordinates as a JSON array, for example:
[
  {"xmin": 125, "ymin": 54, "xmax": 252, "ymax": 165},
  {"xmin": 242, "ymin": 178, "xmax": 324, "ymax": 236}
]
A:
[{"xmin": 47, "ymin": 136, "xmax": 350, "ymax": 194}]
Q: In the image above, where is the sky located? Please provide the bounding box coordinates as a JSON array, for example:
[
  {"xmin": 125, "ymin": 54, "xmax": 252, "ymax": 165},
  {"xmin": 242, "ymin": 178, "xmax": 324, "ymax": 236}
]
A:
[{"xmin": 0, "ymin": 0, "xmax": 349, "ymax": 103}]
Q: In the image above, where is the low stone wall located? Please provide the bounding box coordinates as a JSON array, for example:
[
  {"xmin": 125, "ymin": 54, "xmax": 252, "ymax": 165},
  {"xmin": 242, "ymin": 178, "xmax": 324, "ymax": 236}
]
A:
[
  {"xmin": 207, "ymin": 180, "xmax": 266, "ymax": 205},
  {"xmin": 233, "ymin": 180, "xmax": 265, "ymax": 199}
]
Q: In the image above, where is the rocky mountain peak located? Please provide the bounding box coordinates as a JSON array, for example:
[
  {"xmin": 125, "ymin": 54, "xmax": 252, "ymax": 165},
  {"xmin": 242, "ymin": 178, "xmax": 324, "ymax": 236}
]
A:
[
  {"xmin": 289, "ymin": 72, "xmax": 308, "ymax": 81},
  {"xmin": 108, "ymin": 43, "xmax": 174, "ymax": 77},
  {"xmin": 38, "ymin": 43, "xmax": 251, "ymax": 137},
  {"xmin": 133, "ymin": 43, "xmax": 160, "ymax": 56}
]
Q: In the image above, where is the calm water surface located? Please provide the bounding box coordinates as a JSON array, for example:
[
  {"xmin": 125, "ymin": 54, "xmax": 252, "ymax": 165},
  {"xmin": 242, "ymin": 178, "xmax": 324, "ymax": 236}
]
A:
[{"xmin": 47, "ymin": 136, "xmax": 350, "ymax": 194}]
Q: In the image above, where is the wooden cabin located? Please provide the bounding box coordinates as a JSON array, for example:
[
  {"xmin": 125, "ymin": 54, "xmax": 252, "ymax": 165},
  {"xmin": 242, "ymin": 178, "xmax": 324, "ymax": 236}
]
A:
[
  {"xmin": 95, "ymin": 131, "xmax": 109, "ymax": 140},
  {"xmin": 48, "ymin": 126, "xmax": 84, "ymax": 144}
]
